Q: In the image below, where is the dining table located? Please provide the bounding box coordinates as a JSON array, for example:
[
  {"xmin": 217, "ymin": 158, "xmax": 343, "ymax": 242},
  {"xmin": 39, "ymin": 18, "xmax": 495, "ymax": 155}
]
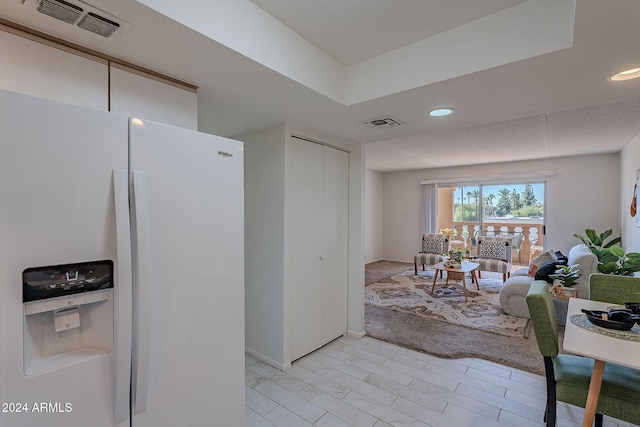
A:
[{"xmin": 563, "ymin": 298, "xmax": 640, "ymax": 427}]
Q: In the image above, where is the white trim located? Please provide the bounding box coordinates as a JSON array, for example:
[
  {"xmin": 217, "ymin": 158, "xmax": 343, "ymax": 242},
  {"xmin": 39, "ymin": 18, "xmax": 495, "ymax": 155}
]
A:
[
  {"xmin": 291, "ymin": 134, "xmax": 349, "ymax": 153},
  {"xmin": 245, "ymin": 347, "xmax": 291, "ymax": 371},
  {"xmin": 420, "ymin": 171, "xmax": 554, "ymax": 186},
  {"xmin": 348, "ymin": 329, "xmax": 366, "ymax": 338}
]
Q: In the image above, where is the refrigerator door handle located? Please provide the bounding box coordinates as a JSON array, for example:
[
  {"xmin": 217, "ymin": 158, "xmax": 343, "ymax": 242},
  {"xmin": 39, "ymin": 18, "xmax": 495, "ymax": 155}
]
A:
[
  {"xmin": 132, "ymin": 170, "xmax": 152, "ymax": 413},
  {"xmin": 113, "ymin": 169, "xmax": 133, "ymax": 423}
]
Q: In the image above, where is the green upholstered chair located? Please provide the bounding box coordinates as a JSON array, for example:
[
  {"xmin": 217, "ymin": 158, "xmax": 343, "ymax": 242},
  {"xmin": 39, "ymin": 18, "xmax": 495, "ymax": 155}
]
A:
[
  {"xmin": 589, "ymin": 273, "xmax": 640, "ymax": 305},
  {"xmin": 526, "ymin": 280, "xmax": 640, "ymax": 426}
]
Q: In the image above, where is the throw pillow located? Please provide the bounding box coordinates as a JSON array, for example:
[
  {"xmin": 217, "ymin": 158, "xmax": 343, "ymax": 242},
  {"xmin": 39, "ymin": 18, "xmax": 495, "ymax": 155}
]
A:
[
  {"xmin": 423, "ymin": 237, "xmax": 446, "ymax": 254},
  {"xmin": 479, "ymin": 240, "xmax": 507, "ymax": 260},
  {"xmin": 535, "ymin": 259, "xmax": 569, "ymax": 282},
  {"xmin": 528, "ymin": 250, "xmax": 557, "ymax": 276},
  {"xmin": 555, "ymin": 251, "xmax": 568, "ymax": 262}
]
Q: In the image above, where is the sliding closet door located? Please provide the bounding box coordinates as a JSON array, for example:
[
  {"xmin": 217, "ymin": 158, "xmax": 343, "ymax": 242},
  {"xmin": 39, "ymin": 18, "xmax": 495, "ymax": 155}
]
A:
[
  {"xmin": 289, "ymin": 139, "xmax": 324, "ymax": 360},
  {"xmin": 321, "ymin": 147, "xmax": 349, "ymax": 344},
  {"xmin": 289, "ymin": 137, "xmax": 348, "ymax": 361}
]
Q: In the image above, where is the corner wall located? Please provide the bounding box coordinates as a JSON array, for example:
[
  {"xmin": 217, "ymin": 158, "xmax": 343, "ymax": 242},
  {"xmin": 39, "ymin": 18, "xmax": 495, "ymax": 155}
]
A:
[
  {"xmin": 621, "ymin": 132, "xmax": 640, "ymax": 262},
  {"xmin": 365, "ymin": 169, "xmax": 384, "ymax": 263},
  {"xmin": 241, "ymin": 124, "xmax": 287, "ymax": 367}
]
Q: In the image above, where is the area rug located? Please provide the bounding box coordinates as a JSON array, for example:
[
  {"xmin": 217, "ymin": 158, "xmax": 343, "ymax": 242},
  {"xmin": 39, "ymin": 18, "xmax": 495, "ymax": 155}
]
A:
[
  {"xmin": 365, "ymin": 269, "xmax": 530, "ymax": 338},
  {"xmin": 365, "ymin": 304, "xmax": 546, "ymax": 375}
]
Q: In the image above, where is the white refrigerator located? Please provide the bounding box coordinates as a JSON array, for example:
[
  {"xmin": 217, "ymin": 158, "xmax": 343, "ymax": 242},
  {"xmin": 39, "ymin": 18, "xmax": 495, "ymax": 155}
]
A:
[{"xmin": 0, "ymin": 89, "xmax": 245, "ymax": 426}]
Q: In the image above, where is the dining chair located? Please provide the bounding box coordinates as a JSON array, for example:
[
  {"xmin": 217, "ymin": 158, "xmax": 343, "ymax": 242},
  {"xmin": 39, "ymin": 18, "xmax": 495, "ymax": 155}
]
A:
[
  {"xmin": 413, "ymin": 233, "xmax": 449, "ymax": 275},
  {"xmin": 526, "ymin": 280, "xmax": 640, "ymax": 427},
  {"xmin": 589, "ymin": 273, "xmax": 640, "ymax": 305}
]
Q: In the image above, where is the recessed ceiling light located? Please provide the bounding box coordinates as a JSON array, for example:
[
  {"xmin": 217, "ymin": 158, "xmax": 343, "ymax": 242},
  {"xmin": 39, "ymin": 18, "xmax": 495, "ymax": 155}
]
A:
[
  {"xmin": 609, "ymin": 67, "xmax": 640, "ymax": 82},
  {"xmin": 429, "ymin": 108, "xmax": 454, "ymax": 117}
]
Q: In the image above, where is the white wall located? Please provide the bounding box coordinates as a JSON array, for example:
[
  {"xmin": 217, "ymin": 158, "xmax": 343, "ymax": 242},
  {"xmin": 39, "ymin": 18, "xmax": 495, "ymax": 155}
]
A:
[
  {"xmin": 242, "ymin": 124, "xmax": 287, "ymax": 367},
  {"xmin": 378, "ymin": 153, "xmax": 620, "ymax": 263},
  {"xmin": 365, "ymin": 169, "xmax": 384, "ymax": 263},
  {"xmin": 621, "ymin": 133, "xmax": 640, "ymax": 260}
]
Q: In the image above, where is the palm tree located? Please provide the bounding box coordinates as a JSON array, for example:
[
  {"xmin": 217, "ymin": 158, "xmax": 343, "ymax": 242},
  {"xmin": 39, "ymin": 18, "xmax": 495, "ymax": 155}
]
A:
[
  {"xmin": 496, "ymin": 188, "xmax": 511, "ymax": 217},
  {"xmin": 484, "ymin": 193, "xmax": 496, "ymax": 217},
  {"xmin": 522, "ymin": 184, "xmax": 537, "ymax": 206},
  {"xmin": 466, "ymin": 189, "xmax": 479, "ymax": 221}
]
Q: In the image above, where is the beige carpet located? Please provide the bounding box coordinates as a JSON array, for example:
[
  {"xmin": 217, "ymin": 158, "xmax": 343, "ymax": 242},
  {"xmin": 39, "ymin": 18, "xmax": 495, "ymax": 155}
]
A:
[
  {"xmin": 364, "ymin": 260, "xmax": 550, "ymax": 375},
  {"xmin": 365, "ymin": 269, "xmax": 530, "ymax": 338}
]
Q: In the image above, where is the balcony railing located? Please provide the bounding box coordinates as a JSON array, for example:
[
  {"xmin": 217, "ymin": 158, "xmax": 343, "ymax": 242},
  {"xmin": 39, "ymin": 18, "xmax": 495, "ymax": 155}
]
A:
[{"xmin": 441, "ymin": 221, "xmax": 544, "ymax": 266}]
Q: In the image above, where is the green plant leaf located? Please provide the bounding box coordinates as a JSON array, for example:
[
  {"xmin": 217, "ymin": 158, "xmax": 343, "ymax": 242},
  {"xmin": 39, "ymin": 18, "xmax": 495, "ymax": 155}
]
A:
[
  {"xmin": 573, "ymin": 233, "xmax": 588, "ymax": 246},
  {"xmin": 610, "ymin": 245, "xmax": 625, "ymax": 257},
  {"xmin": 585, "ymin": 229, "xmax": 599, "ymax": 245},
  {"xmin": 600, "ymin": 228, "xmax": 613, "ymax": 240},
  {"xmin": 602, "ymin": 236, "xmax": 622, "ymax": 248},
  {"xmin": 598, "ymin": 249, "xmax": 618, "ymax": 264},
  {"xmin": 597, "ymin": 261, "xmax": 619, "ymax": 274},
  {"xmin": 623, "ymin": 253, "xmax": 640, "ymax": 271}
]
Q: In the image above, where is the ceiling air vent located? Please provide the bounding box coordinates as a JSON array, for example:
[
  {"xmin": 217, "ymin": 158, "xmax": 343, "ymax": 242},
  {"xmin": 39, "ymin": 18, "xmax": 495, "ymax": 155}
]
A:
[
  {"xmin": 37, "ymin": 0, "xmax": 83, "ymax": 25},
  {"xmin": 363, "ymin": 116, "xmax": 405, "ymax": 129},
  {"xmin": 27, "ymin": 0, "xmax": 132, "ymax": 39},
  {"xmin": 77, "ymin": 12, "xmax": 119, "ymax": 37}
]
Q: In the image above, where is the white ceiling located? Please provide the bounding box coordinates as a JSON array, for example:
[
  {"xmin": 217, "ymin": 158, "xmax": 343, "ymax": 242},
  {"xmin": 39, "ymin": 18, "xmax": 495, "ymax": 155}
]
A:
[
  {"xmin": 250, "ymin": 0, "xmax": 526, "ymax": 66},
  {"xmin": 1, "ymin": 0, "xmax": 640, "ymax": 172}
]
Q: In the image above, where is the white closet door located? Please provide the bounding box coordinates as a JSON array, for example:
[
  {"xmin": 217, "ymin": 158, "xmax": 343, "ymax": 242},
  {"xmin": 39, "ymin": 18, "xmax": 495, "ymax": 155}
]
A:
[
  {"xmin": 321, "ymin": 147, "xmax": 349, "ymax": 344},
  {"xmin": 289, "ymin": 139, "xmax": 324, "ymax": 360},
  {"xmin": 289, "ymin": 138, "xmax": 348, "ymax": 361}
]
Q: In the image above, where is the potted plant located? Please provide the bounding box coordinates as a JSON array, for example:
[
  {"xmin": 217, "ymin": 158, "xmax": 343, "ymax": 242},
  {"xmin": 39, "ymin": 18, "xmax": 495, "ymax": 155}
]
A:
[
  {"xmin": 444, "ymin": 248, "xmax": 464, "ymax": 268},
  {"xmin": 574, "ymin": 228, "xmax": 640, "ymax": 276},
  {"xmin": 574, "ymin": 228, "xmax": 621, "ymax": 253},
  {"xmin": 596, "ymin": 245, "xmax": 640, "ymax": 276},
  {"xmin": 549, "ymin": 264, "xmax": 580, "ymax": 299}
]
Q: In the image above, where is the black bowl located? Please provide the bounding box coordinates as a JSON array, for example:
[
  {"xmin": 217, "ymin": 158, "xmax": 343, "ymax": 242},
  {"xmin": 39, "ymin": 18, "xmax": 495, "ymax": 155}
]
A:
[
  {"xmin": 581, "ymin": 309, "xmax": 638, "ymax": 331},
  {"xmin": 624, "ymin": 302, "xmax": 640, "ymax": 314}
]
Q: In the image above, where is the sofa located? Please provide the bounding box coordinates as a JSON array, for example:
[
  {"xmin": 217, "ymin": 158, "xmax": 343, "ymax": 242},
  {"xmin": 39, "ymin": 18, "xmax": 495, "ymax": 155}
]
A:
[{"xmin": 499, "ymin": 244, "xmax": 598, "ymax": 323}]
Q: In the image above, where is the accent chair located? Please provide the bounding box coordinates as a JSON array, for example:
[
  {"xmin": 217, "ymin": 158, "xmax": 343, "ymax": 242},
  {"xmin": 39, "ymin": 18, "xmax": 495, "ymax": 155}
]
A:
[
  {"xmin": 475, "ymin": 235, "xmax": 512, "ymax": 282},
  {"xmin": 413, "ymin": 233, "xmax": 450, "ymax": 275},
  {"xmin": 526, "ymin": 280, "xmax": 640, "ymax": 427}
]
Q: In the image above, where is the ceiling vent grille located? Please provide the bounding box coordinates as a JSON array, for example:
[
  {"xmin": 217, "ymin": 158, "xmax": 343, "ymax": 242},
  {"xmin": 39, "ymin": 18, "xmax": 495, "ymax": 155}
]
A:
[
  {"xmin": 27, "ymin": 0, "xmax": 131, "ymax": 39},
  {"xmin": 37, "ymin": 0, "xmax": 83, "ymax": 24},
  {"xmin": 77, "ymin": 12, "xmax": 119, "ymax": 37},
  {"xmin": 363, "ymin": 116, "xmax": 405, "ymax": 129}
]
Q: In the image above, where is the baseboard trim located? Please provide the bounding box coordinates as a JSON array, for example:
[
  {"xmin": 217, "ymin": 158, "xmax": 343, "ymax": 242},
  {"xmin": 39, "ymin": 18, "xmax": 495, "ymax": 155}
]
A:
[
  {"xmin": 245, "ymin": 347, "xmax": 291, "ymax": 371},
  {"xmin": 348, "ymin": 329, "xmax": 366, "ymax": 338},
  {"xmin": 379, "ymin": 258, "xmax": 413, "ymax": 264}
]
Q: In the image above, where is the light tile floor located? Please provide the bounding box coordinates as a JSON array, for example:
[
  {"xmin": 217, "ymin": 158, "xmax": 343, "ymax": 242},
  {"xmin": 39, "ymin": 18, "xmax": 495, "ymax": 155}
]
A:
[{"xmin": 245, "ymin": 335, "xmax": 637, "ymax": 427}]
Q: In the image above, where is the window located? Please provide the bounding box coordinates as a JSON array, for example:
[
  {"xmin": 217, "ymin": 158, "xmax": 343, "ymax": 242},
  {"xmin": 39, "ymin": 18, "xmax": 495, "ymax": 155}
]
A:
[{"xmin": 438, "ymin": 182, "xmax": 545, "ymax": 263}]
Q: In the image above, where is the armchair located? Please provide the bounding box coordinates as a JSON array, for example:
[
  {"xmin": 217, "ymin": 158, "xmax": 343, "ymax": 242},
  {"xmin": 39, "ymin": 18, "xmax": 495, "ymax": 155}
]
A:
[
  {"xmin": 475, "ymin": 236, "xmax": 512, "ymax": 282},
  {"xmin": 413, "ymin": 233, "xmax": 450, "ymax": 275}
]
